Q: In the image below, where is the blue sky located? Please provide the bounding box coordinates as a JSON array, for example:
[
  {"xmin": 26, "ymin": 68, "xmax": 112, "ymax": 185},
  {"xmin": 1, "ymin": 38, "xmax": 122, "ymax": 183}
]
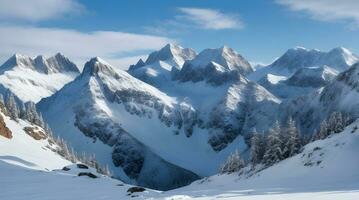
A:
[{"xmin": 0, "ymin": 0, "xmax": 359, "ymax": 69}]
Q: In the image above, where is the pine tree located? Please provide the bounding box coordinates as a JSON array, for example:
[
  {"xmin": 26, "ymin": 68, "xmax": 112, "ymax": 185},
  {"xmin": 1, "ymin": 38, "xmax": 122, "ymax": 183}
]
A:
[
  {"xmin": 249, "ymin": 129, "xmax": 265, "ymax": 166},
  {"xmin": 6, "ymin": 93, "xmax": 19, "ymax": 120},
  {"xmin": 262, "ymin": 121, "xmax": 283, "ymax": 166},
  {"xmin": 281, "ymin": 117, "xmax": 301, "ymax": 158},
  {"xmin": 318, "ymin": 119, "xmax": 329, "ymax": 140},
  {"xmin": 37, "ymin": 112, "xmax": 45, "ymax": 127},
  {"xmin": 220, "ymin": 149, "xmax": 245, "ymax": 174},
  {"xmin": 327, "ymin": 112, "xmax": 345, "ymax": 134},
  {"xmin": 19, "ymin": 102, "xmax": 26, "ymax": 119},
  {"xmin": 24, "ymin": 102, "xmax": 44, "ymax": 126},
  {"xmin": 286, "ymin": 118, "xmax": 301, "ymax": 157}
]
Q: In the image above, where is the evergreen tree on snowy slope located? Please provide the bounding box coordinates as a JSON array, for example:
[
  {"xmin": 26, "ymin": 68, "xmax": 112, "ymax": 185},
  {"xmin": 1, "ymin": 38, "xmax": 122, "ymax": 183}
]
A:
[{"xmin": 263, "ymin": 121, "xmax": 283, "ymax": 166}]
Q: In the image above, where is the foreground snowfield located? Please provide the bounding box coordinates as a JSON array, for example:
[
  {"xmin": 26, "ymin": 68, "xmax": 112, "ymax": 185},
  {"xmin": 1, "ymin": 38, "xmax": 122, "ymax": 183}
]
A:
[
  {"xmin": 1, "ymin": 117, "xmax": 359, "ymax": 199},
  {"xmin": 0, "ymin": 161, "xmax": 160, "ymax": 200},
  {"xmin": 0, "ymin": 113, "xmax": 159, "ymax": 199},
  {"xmin": 156, "ymin": 120, "xmax": 359, "ymax": 200}
]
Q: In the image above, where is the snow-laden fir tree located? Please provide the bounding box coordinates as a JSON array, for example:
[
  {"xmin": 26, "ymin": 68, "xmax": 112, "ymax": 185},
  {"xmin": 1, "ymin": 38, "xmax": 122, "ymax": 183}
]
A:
[
  {"xmin": 220, "ymin": 149, "xmax": 245, "ymax": 174},
  {"xmin": 6, "ymin": 93, "xmax": 19, "ymax": 120},
  {"xmin": 314, "ymin": 119, "xmax": 329, "ymax": 140},
  {"xmin": 25, "ymin": 102, "xmax": 44, "ymax": 126},
  {"xmin": 282, "ymin": 117, "xmax": 301, "ymax": 158},
  {"xmin": 312, "ymin": 112, "xmax": 347, "ymax": 141},
  {"xmin": 18, "ymin": 102, "xmax": 26, "ymax": 119},
  {"xmin": 327, "ymin": 112, "xmax": 345, "ymax": 134},
  {"xmin": 249, "ymin": 129, "xmax": 265, "ymax": 166},
  {"xmin": 262, "ymin": 120, "xmax": 283, "ymax": 166}
]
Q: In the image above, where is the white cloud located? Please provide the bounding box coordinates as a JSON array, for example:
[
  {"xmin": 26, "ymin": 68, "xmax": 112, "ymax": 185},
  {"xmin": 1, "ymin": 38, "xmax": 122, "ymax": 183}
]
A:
[
  {"xmin": 276, "ymin": 0, "xmax": 359, "ymax": 27},
  {"xmin": 0, "ymin": 26, "xmax": 173, "ymax": 69},
  {"xmin": 0, "ymin": 0, "xmax": 84, "ymax": 22},
  {"xmin": 177, "ymin": 7, "xmax": 243, "ymax": 30}
]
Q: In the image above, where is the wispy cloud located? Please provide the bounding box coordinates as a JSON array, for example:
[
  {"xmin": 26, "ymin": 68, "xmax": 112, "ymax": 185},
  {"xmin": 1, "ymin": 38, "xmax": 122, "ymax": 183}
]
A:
[
  {"xmin": 0, "ymin": 26, "xmax": 173, "ymax": 69},
  {"xmin": 276, "ymin": 0, "xmax": 359, "ymax": 28},
  {"xmin": 145, "ymin": 7, "xmax": 243, "ymax": 35},
  {"xmin": 177, "ymin": 7, "xmax": 243, "ymax": 30},
  {"xmin": 0, "ymin": 0, "xmax": 84, "ymax": 22}
]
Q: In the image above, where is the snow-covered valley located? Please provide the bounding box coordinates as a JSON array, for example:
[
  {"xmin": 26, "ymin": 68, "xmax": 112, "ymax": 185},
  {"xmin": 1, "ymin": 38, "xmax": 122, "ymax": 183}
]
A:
[{"xmin": 1, "ymin": 42, "xmax": 359, "ymax": 199}]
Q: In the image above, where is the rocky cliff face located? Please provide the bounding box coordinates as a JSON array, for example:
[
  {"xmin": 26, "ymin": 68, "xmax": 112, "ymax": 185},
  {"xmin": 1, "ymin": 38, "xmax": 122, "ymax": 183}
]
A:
[{"xmin": 0, "ymin": 115, "xmax": 12, "ymax": 139}]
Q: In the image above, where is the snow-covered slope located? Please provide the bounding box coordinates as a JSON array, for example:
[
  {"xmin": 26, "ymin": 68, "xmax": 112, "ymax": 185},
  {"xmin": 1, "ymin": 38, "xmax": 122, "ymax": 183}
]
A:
[
  {"xmin": 0, "ymin": 161, "xmax": 160, "ymax": 200},
  {"xmin": 128, "ymin": 43, "xmax": 196, "ymax": 85},
  {"xmin": 175, "ymin": 46, "xmax": 253, "ymax": 85},
  {"xmin": 249, "ymin": 47, "xmax": 358, "ymax": 81},
  {"xmin": 285, "ymin": 66, "xmax": 338, "ymax": 87},
  {"xmin": 0, "ymin": 115, "xmax": 70, "ymax": 170},
  {"xmin": 0, "ymin": 105, "xmax": 159, "ymax": 200},
  {"xmin": 0, "ymin": 53, "xmax": 80, "ymax": 102},
  {"xmin": 258, "ymin": 66, "xmax": 338, "ymax": 99},
  {"xmin": 185, "ymin": 46, "xmax": 253, "ymax": 74},
  {"xmin": 280, "ymin": 62, "xmax": 359, "ymax": 134},
  {"xmin": 157, "ymin": 120, "xmax": 359, "ymax": 200},
  {"xmin": 38, "ymin": 57, "xmax": 202, "ymax": 190}
]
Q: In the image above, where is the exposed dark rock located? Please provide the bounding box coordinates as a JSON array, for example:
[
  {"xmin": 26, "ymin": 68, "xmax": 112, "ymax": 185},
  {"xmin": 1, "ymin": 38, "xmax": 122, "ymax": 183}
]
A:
[
  {"xmin": 23, "ymin": 126, "xmax": 47, "ymax": 140},
  {"xmin": 76, "ymin": 164, "xmax": 89, "ymax": 169},
  {"xmin": 78, "ymin": 172, "xmax": 97, "ymax": 178},
  {"xmin": 0, "ymin": 115, "xmax": 12, "ymax": 139},
  {"xmin": 62, "ymin": 166, "xmax": 70, "ymax": 171},
  {"xmin": 127, "ymin": 186, "xmax": 146, "ymax": 193}
]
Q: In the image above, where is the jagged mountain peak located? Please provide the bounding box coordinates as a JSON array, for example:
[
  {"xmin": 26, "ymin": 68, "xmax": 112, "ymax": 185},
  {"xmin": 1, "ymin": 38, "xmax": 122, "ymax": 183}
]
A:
[
  {"xmin": 82, "ymin": 57, "xmax": 118, "ymax": 77},
  {"xmin": 2, "ymin": 53, "xmax": 32, "ymax": 68},
  {"xmin": 0, "ymin": 53, "xmax": 79, "ymax": 74},
  {"xmin": 219, "ymin": 45, "xmax": 236, "ymax": 53},
  {"xmin": 327, "ymin": 47, "xmax": 358, "ymax": 66},
  {"xmin": 330, "ymin": 46, "xmax": 350, "ymax": 54},
  {"xmin": 128, "ymin": 58, "xmax": 146, "ymax": 71},
  {"xmin": 144, "ymin": 43, "xmax": 196, "ymax": 67},
  {"xmin": 183, "ymin": 45, "xmax": 253, "ymax": 75},
  {"xmin": 269, "ymin": 46, "xmax": 358, "ymax": 73}
]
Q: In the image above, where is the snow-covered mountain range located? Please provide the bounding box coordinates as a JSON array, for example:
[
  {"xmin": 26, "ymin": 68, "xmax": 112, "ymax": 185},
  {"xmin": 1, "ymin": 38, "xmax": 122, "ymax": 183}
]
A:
[
  {"xmin": 249, "ymin": 47, "xmax": 359, "ymax": 99},
  {"xmin": 250, "ymin": 47, "xmax": 358, "ymax": 81},
  {"xmin": 128, "ymin": 43, "xmax": 196, "ymax": 86},
  {"xmin": 1, "ymin": 43, "xmax": 359, "ymax": 197},
  {"xmin": 0, "ymin": 53, "xmax": 80, "ymax": 103}
]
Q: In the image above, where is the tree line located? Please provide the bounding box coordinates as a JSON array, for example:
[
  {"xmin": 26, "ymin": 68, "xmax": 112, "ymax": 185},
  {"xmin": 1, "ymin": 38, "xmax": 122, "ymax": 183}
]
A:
[
  {"xmin": 220, "ymin": 112, "xmax": 350, "ymax": 174},
  {"xmin": 0, "ymin": 91, "xmax": 112, "ymax": 176}
]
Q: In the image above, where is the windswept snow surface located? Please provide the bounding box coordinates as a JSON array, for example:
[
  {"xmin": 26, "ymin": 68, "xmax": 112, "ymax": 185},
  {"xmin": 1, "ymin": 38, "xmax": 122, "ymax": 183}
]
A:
[{"xmin": 0, "ymin": 161, "xmax": 160, "ymax": 200}]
